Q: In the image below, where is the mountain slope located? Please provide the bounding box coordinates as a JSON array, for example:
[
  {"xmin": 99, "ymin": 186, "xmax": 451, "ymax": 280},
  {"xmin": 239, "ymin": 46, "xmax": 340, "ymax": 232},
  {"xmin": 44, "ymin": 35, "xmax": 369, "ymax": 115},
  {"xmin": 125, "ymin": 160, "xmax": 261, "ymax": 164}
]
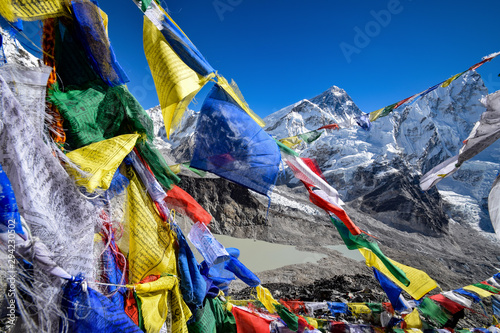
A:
[{"xmin": 263, "ymin": 71, "xmax": 497, "ymax": 235}]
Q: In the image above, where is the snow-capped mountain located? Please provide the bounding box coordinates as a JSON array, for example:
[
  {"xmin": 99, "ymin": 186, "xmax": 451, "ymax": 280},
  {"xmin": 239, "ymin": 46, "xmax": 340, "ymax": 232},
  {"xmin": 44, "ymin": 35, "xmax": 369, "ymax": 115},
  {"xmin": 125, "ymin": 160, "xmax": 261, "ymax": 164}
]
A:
[
  {"xmin": 152, "ymin": 71, "xmax": 498, "ymax": 236},
  {"xmin": 0, "ymin": 27, "xmax": 41, "ymax": 67},
  {"xmin": 264, "ymin": 71, "xmax": 497, "ymax": 234}
]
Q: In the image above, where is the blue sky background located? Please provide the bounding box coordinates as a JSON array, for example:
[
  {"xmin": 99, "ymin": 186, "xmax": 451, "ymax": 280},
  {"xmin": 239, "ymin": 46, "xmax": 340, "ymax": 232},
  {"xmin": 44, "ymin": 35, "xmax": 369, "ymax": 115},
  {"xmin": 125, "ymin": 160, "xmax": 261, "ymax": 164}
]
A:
[{"xmin": 5, "ymin": 0, "xmax": 500, "ymax": 118}]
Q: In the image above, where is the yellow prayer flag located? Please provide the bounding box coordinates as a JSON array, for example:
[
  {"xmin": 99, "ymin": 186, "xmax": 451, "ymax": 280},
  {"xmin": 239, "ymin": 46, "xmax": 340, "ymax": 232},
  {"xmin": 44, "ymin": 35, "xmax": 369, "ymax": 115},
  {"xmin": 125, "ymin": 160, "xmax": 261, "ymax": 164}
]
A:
[
  {"xmin": 441, "ymin": 72, "xmax": 464, "ymax": 88},
  {"xmin": 369, "ymin": 107, "xmax": 385, "ymax": 122},
  {"xmin": 216, "ymin": 75, "xmax": 266, "ymax": 128},
  {"xmin": 279, "ymin": 136, "xmax": 303, "ymax": 149},
  {"xmin": 359, "ymin": 248, "xmax": 437, "ymax": 300},
  {"xmin": 169, "ymin": 164, "xmax": 182, "ymax": 174},
  {"xmin": 403, "ymin": 308, "xmax": 423, "ymax": 329},
  {"xmin": 0, "ymin": 0, "xmax": 68, "ymax": 21},
  {"xmin": 143, "ymin": 16, "xmax": 214, "ymax": 139},
  {"xmin": 348, "ymin": 303, "xmax": 372, "ymax": 316},
  {"xmin": 463, "ymin": 285, "xmax": 495, "ymax": 298},
  {"xmin": 136, "ymin": 276, "xmax": 192, "ymax": 333},
  {"xmin": 119, "ymin": 167, "xmax": 176, "ymax": 283},
  {"xmin": 305, "ymin": 316, "xmax": 318, "ymax": 329},
  {"xmin": 66, "ymin": 134, "xmax": 139, "ymax": 192},
  {"xmin": 256, "ymin": 285, "xmax": 280, "ymax": 314},
  {"xmin": 99, "ymin": 8, "xmax": 108, "ymax": 36}
]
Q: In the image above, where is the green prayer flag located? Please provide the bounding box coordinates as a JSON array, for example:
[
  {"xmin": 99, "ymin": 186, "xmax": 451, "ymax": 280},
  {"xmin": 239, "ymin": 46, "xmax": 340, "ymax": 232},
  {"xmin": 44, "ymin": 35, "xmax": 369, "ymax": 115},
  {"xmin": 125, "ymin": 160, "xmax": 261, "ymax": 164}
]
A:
[
  {"xmin": 275, "ymin": 304, "xmax": 299, "ymax": 331},
  {"xmin": 298, "ymin": 130, "xmax": 323, "ymax": 144},
  {"xmin": 418, "ymin": 297, "xmax": 451, "ymax": 327},
  {"xmin": 276, "ymin": 139, "xmax": 299, "ymax": 157},
  {"xmin": 48, "ymin": 83, "xmax": 180, "ymax": 189},
  {"xmin": 330, "ymin": 217, "xmax": 409, "ymax": 286},
  {"xmin": 187, "ymin": 298, "xmax": 217, "ymax": 333}
]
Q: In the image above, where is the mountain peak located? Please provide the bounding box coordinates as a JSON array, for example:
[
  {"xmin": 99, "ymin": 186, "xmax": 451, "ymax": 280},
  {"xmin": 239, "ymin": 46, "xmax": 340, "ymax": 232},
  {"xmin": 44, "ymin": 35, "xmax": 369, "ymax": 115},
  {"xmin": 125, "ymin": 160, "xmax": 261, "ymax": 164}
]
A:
[{"xmin": 264, "ymin": 85, "xmax": 362, "ymax": 136}]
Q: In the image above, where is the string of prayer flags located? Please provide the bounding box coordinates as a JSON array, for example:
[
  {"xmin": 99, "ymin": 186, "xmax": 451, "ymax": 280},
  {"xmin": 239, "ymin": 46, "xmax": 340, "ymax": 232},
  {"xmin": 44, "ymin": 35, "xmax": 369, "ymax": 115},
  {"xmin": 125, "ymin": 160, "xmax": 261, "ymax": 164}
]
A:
[
  {"xmin": 462, "ymin": 285, "xmax": 496, "ymax": 298},
  {"xmin": 190, "ymin": 84, "xmax": 281, "ymax": 197},
  {"xmin": 279, "ymin": 129, "xmax": 323, "ymax": 149},
  {"xmin": 278, "ymin": 144, "xmax": 345, "ymax": 211},
  {"xmin": 368, "ymin": 51, "xmax": 500, "ymax": 124},
  {"xmin": 331, "ymin": 217, "xmax": 409, "ymax": 287},
  {"xmin": 169, "ymin": 163, "xmax": 207, "ymax": 177},
  {"xmin": 429, "ymin": 294, "xmax": 467, "ymax": 314},
  {"xmin": 453, "ymin": 288, "xmax": 482, "ymax": 303},
  {"xmin": 278, "ymin": 123, "xmax": 340, "ymax": 149},
  {"xmin": 421, "ymin": 90, "xmax": 500, "ymax": 190},
  {"xmin": 476, "ymin": 282, "xmax": 500, "ymax": 294}
]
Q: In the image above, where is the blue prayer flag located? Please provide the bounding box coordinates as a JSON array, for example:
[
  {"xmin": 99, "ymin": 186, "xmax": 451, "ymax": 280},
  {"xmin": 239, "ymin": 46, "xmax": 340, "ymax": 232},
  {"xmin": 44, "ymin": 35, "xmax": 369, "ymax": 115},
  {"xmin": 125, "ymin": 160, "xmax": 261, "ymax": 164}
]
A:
[
  {"xmin": 191, "ymin": 84, "xmax": 281, "ymax": 196},
  {"xmin": 373, "ymin": 268, "xmax": 408, "ymax": 312}
]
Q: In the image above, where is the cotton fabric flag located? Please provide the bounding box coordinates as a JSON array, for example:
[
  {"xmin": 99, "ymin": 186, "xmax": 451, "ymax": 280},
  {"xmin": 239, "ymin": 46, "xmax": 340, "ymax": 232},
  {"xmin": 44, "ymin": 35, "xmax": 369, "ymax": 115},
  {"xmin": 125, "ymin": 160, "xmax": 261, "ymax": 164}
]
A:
[
  {"xmin": 0, "ymin": 163, "xmax": 23, "ymax": 234},
  {"xmin": 463, "ymin": 285, "xmax": 495, "ymax": 298},
  {"xmin": 143, "ymin": 15, "xmax": 213, "ymax": 138},
  {"xmin": 0, "ymin": 70, "xmax": 98, "ymax": 332},
  {"xmin": 429, "ymin": 294, "xmax": 466, "ymax": 314},
  {"xmin": 231, "ymin": 306, "xmax": 273, "ymax": 333},
  {"xmin": 359, "ymin": 247, "xmax": 437, "ymax": 299},
  {"xmin": 71, "ymin": 0, "xmax": 129, "ymax": 86},
  {"xmin": 190, "ymin": 84, "xmax": 281, "ymax": 196},
  {"xmin": 0, "ymin": 0, "xmax": 68, "ymax": 22},
  {"xmin": 417, "ymin": 297, "xmax": 451, "ymax": 326},
  {"xmin": 373, "ymin": 268, "xmax": 409, "ymax": 312},
  {"xmin": 421, "ymin": 90, "xmax": 500, "ymax": 190},
  {"xmin": 119, "ymin": 166, "xmax": 177, "ymax": 283},
  {"xmin": 61, "ymin": 280, "xmax": 142, "ymax": 333},
  {"xmin": 135, "ymin": 275, "xmax": 192, "ymax": 333},
  {"xmin": 403, "ymin": 308, "xmax": 422, "ymax": 329},
  {"xmin": 66, "ymin": 134, "xmax": 139, "ymax": 192}
]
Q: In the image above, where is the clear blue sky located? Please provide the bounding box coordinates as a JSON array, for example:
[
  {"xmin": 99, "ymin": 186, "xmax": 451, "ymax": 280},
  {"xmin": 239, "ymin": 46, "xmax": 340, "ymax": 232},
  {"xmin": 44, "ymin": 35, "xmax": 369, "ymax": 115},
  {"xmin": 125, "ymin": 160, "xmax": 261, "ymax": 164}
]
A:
[{"xmin": 9, "ymin": 0, "xmax": 500, "ymax": 118}]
